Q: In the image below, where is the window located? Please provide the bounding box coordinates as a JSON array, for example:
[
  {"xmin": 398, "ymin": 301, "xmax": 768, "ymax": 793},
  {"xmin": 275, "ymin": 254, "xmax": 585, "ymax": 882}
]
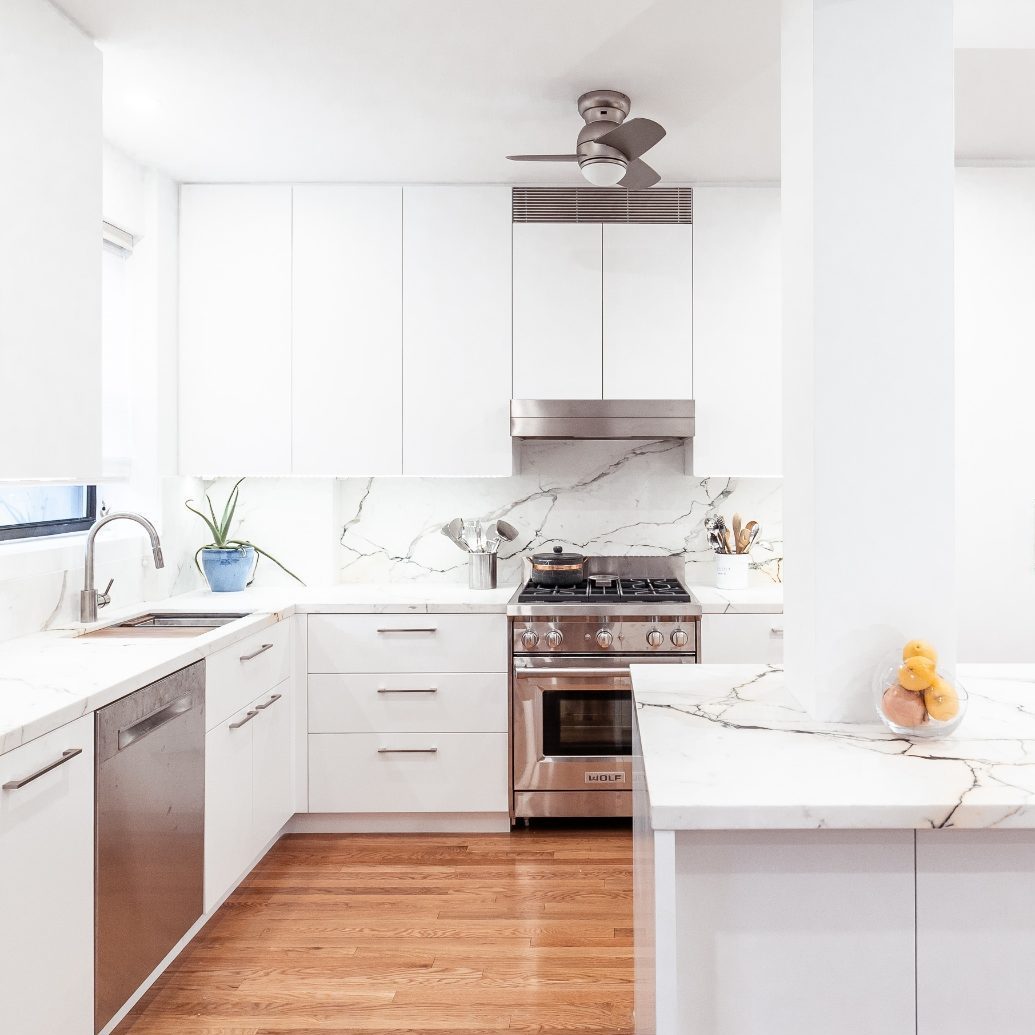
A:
[{"xmin": 0, "ymin": 485, "xmax": 97, "ymax": 541}]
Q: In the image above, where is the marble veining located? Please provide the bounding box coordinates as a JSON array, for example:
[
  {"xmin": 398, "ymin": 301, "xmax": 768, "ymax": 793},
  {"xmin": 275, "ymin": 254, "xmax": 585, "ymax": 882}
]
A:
[
  {"xmin": 633, "ymin": 663, "xmax": 1035, "ymax": 831},
  {"xmin": 336, "ymin": 440, "xmax": 783, "ymax": 585}
]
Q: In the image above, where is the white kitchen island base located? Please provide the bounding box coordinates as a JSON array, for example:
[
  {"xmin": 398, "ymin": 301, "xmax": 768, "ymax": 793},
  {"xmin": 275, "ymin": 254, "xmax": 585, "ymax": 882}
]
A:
[{"xmin": 633, "ymin": 664, "xmax": 1035, "ymax": 1035}]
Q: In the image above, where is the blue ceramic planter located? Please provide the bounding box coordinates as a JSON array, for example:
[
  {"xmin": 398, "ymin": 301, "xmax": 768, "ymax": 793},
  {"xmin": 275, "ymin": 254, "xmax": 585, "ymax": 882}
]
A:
[{"xmin": 201, "ymin": 546, "xmax": 257, "ymax": 592}]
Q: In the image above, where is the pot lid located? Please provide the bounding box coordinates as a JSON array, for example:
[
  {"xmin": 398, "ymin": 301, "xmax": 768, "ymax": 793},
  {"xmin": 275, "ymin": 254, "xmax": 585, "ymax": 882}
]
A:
[{"xmin": 531, "ymin": 545, "xmax": 585, "ymax": 566}]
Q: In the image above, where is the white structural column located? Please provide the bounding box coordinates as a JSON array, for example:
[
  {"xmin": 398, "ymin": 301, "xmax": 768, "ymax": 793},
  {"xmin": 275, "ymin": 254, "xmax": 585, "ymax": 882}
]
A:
[{"xmin": 781, "ymin": 0, "xmax": 956, "ymax": 720}]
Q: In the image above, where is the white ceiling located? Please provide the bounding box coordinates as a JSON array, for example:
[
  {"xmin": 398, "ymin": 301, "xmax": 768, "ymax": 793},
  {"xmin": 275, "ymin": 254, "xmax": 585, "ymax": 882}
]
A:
[{"xmin": 53, "ymin": 0, "xmax": 1035, "ymax": 183}]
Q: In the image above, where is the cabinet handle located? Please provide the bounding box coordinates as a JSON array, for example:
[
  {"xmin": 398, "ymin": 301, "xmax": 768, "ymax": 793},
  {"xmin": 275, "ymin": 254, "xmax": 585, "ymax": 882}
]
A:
[
  {"xmin": 377, "ymin": 746, "xmax": 438, "ymax": 754},
  {"xmin": 377, "ymin": 687, "xmax": 438, "ymax": 694},
  {"xmin": 255, "ymin": 692, "xmax": 282, "ymax": 711},
  {"xmin": 375, "ymin": 627, "xmax": 437, "ymax": 634},
  {"xmin": 229, "ymin": 709, "xmax": 259, "ymax": 730},
  {"xmin": 3, "ymin": 747, "xmax": 83, "ymax": 790},
  {"xmin": 240, "ymin": 643, "xmax": 274, "ymax": 662},
  {"xmin": 770, "ymin": 628, "xmax": 784, "ymax": 638}
]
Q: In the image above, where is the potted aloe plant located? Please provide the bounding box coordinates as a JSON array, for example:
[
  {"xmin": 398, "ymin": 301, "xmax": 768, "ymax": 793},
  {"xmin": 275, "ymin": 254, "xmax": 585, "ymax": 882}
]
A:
[{"xmin": 186, "ymin": 478, "xmax": 304, "ymax": 592}]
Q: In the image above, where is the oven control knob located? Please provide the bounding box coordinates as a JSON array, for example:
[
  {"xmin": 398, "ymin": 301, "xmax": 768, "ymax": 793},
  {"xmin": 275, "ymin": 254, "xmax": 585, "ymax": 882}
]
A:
[
  {"xmin": 595, "ymin": 628, "xmax": 614, "ymax": 649},
  {"xmin": 545, "ymin": 629, "xmax": 564, "ymax": 648},
  {"xmin": 671, "ymin": 629, "xmax": 690, "ymax": 648},
  {"xmin": 646, "ymin": 629, "xmax": 665, "ymax": 648},
  {"xmin": 520, "ymin": 629, "xmax": 540, "ymax": 649}
]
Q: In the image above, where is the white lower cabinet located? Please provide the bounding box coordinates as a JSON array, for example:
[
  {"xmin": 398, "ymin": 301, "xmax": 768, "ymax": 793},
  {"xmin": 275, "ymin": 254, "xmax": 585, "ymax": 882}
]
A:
[
  {"xmin": 309, "ymin": 732, "xmax": 508, "ymax": 813},
  {"xmin": 0, "ymin": 715, "xmax": 95, "ymax": 1035},
  {"xmin": 699, "ymin": 614, "xmax": 784, "ymax": 664},
  {"xmin": 205, "ymin": 678, "xmax": 292, "ymax": 912}
]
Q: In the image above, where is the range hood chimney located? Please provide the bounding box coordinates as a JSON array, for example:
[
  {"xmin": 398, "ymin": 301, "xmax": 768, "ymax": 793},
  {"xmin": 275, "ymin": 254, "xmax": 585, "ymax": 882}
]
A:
[{"xmin": 510, "ymin": 400, "xmax": 695, "ymax": 440}]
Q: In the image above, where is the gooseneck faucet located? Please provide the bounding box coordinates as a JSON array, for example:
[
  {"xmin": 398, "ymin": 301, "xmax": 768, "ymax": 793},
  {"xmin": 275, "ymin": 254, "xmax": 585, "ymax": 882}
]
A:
[{"xmin": 80, "ymin": 513, "xmax": 165, "ymax": 623}]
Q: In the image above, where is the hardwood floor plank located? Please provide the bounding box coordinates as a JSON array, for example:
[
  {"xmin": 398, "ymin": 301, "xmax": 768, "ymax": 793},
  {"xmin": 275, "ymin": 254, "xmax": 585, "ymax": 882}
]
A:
[{"xmin": 115, "ymin": 829, "xmax": 632, "ymax": 1035}]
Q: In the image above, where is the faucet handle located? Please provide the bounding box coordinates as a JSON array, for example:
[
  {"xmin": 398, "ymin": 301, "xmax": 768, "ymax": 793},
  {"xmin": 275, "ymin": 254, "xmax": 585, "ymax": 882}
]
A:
[{"xmin": 98, "ymin": 578, "xmax": 114, "ymax": 609}]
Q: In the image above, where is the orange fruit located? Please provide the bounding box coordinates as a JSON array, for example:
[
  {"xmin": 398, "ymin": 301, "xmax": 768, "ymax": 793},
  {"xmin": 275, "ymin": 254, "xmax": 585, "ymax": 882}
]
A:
[
  {"xmin": 882, "ymin": 685, "xmax": 927, "ymax": 727},
  {"xmin": 923, "ymin": 676, "xmax": 959, "ymax": 722},
  {"xmin": 898, "ymin": 656, "xmax": 936, "ymax": 692},
  {"xmin": 903, "ymin": 639, "xmax": 938, "ymax": 666}
]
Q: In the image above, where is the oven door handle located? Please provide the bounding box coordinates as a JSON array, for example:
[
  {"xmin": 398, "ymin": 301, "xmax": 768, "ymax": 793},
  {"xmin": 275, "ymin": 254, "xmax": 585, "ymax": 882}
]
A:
[{"xmin": 514, "ymin": 667, "xmax": 632, "ymax": 679}]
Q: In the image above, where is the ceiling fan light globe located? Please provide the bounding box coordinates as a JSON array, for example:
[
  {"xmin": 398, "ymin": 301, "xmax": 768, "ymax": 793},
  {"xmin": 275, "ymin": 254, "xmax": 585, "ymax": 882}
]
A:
[{"xmin": 580, "ymin": 158, "xmax": 627, "ymax": 187}]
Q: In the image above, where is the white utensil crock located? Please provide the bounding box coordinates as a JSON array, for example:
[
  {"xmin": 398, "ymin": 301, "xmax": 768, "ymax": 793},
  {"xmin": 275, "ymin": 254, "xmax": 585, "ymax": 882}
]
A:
[{"xmin": 715, "ymin": 553, "xmax": 750, "ymax": 590}]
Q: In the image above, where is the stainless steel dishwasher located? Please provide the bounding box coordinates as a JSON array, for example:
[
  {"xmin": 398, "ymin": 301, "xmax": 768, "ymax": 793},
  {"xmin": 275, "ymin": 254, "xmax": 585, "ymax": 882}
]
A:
[{"xmin": 95, "ymin": 661, "xmax": 205, "ymax": 1032}]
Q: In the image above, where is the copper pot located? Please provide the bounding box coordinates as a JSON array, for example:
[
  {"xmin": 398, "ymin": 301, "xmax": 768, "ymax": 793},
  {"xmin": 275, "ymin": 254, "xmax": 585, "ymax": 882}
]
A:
[{"xmin": 529, "ymin": 545, "xmax": 586, "ymax": 587}]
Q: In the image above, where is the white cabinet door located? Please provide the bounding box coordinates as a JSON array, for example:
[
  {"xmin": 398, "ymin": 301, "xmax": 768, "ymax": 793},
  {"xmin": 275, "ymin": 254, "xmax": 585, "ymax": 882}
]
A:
[
  {"xmin": 292, "ymin": 185, "xmax": 403, "ymax": 475},
  {"xmin": 0, "ymin": 0, "xmax": 100, "ymax": 479},
  {"xmin": 916, "ymin": 830, "xmax": 1035, "ymax": 1035},
  {"xmin": 603, "ymin": 225, "xmax": 692, "ymax": 399},
  {"xmin": 402, "ymin": 186, "xmax": 513, "ymax": 476},
  {"xmin": 179, "ymin": 185, "xmax": 292, "ymax": 476},
  {"xmin": 513, "ymin": 223, "xmax": 603, "ymax": 399},
  {"xmin": 0, "ymin": 716, "xmax": 94, "ymax": 1035},
  {"xmin": 692, "ymin": 187, "xmax": 782, "ymax": 476},
  {"xmin": 251, "ymin": 679, "xmax": 293, "ymax": 854},
  {"xmin": 204, "ymin": 701, "xmax": 256, "ymax": 912},
  {"xmin": 700, "ymin": 614, "xmax": 784, "ymax": 665}
]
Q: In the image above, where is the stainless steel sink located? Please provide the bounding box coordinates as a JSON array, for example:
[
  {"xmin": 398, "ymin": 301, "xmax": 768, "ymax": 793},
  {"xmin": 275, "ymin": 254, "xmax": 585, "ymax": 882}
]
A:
[{"xmin": 83, "ymin": 613, "xmax": 251, "ymax": 639}]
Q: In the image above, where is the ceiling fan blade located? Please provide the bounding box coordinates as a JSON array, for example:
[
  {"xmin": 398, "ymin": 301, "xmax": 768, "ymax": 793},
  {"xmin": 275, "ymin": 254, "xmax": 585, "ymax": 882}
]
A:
[
  {"xmin": 619, "ymin": 159, "xmax": 661, "ymax": 190},
  {"xmin": 595, "ymin": 118, "xmax": 666, "ymax": 160},
  {"xmin": 506, "ymin": 154, "xmax": 580, "ymax": 162}
]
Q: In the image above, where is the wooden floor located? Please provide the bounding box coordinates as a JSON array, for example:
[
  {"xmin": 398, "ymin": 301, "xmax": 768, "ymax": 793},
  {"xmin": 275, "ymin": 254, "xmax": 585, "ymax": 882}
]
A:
[{"xmin": 116, "ymin": 827, "xmax": 634, "ymax": 1034}]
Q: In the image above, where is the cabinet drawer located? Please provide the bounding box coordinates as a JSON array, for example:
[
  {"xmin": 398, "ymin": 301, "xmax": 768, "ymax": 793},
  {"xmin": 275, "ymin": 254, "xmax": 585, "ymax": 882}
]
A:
[
  {"xmin": 308, "ymin": 732, "xmax": 508, "ymax": 813},
  {"xmin": 206, "ymin": 621, "xmax": 291, "ymax": 730},
  {"xmin": 307, "ymin": 614, "xmax": 507, "ymax": 673},
  {"xmin": 308, "ymin": 672, "xmax": 507, "ymax": 734},
  {"xmin": 700, "ymin": 614, "xmax": 784, "ymax": 665}
]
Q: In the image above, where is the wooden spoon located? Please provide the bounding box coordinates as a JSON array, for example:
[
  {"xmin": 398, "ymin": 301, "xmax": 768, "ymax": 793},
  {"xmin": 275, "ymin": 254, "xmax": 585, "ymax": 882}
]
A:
[{"xmin": 732, "ymin": 513, "xmax": 743, "ymax": 550}]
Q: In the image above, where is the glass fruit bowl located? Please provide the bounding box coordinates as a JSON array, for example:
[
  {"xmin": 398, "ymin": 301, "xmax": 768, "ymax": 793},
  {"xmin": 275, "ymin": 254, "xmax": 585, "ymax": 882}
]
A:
[{"xmin": 872, "ymin": 651, "xmax": 968, "ymax": 737}]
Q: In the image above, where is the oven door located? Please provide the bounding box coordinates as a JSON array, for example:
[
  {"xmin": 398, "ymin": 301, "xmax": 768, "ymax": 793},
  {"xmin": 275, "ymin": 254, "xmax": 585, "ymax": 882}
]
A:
[{"xmin": 513, "ymin": 655, "xmax": 680, "ymax": 794}]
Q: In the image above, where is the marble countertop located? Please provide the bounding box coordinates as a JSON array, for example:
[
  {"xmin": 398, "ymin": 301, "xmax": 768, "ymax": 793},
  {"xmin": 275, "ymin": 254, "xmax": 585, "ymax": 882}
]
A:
[
  {"xmin": 0, "ymin": 582, "xmax": 517, "ymax": 757},
  {"xmin": 633, "ymin": 662, "xmax": 1035, "ymax": 831},
  {"xmin": 686, "ymin": 584, "xmax": 783, "ymax": 614}
]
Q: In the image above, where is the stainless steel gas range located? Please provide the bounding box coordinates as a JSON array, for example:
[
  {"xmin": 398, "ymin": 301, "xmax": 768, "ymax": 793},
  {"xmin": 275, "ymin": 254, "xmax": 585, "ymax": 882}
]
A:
[{"xmin": 508, "ymin": 556, "xmax": 701, "ymax": 820}]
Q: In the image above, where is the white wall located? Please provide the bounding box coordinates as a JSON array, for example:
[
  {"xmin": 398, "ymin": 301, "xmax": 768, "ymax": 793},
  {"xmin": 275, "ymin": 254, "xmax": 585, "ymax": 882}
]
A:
[{"xmin": 956, "ymin": 167, "xmax": 1035, "ymax": 661}]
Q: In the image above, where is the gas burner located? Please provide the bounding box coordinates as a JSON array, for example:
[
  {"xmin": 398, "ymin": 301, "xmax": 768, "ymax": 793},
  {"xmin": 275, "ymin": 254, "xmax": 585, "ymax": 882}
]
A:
[{"xmin": 516, "ymin": 577, "xmax": 694, "ymax": 605}]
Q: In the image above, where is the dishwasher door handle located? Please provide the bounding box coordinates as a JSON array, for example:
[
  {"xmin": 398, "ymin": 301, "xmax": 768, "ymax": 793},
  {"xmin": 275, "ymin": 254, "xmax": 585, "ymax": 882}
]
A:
[
  {"xmin": 3, "ymin": 747, "xmax": 83, "ymax": 790},
  {"xmin": 118, "ymin": 693, "xmax": 194, "ymax": 751}
]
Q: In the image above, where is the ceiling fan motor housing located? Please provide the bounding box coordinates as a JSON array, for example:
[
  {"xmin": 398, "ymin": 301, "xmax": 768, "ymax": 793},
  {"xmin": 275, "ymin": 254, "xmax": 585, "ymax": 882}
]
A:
[{"xmin": 576, "ymin": 91, "xmax": 631, "ymax": 171}]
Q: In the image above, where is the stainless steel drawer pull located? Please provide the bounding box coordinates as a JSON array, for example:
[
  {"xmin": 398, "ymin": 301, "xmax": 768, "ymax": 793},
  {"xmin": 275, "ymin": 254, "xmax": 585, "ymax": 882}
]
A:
[
  {"xmin": 240, "ymin": 642, "xmax": 274, "ymax": 662},
  {"xmin": 3, "ymin": 747, "xmax": 83, "ymax": 790},
  {"xmin": 375, "ymin": 627, "xmax": 437, "ymax": 634},
  {"xmin": 377, "ymin": 747, "xmax": 438, "ymax": 754},
  {"xmin": 255, "ymin": 692, "xmax": 283, "ymax": 710},
  {"xmin": 377, "ymin": 687, "xmax": 439, "ymax": 694},
  {"xmin": 118, "ymin": 693, "xmax": 193, "ymax": 750},
  {"xmin": 229, "ymin": 709, "xmax": 259, "ymax": 730}
]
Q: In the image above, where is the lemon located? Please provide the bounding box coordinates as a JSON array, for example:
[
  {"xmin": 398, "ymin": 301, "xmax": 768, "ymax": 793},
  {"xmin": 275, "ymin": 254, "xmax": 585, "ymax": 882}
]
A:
[
  {"xmin": 898, "ymin": 656, "xmax": 936, "ymax": 692},
  {"xmin": 923, "ymin": 676, "xmax": 960, "ymax": 722},
  {"xmin": 903, "ymin": 639, "xmax": 938, "ymax": 666}
]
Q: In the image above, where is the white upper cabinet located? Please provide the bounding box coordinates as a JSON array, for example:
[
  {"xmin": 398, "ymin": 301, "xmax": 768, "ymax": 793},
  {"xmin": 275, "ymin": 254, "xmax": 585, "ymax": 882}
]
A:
[
  {"xmin": 402, "ymin": 186, "xmax": 513, "ymax": 476},
  {"xmin": 179, "ymin": 185, "xmax": 292, "ymax": 476},
  {"xmin": 292, "ymin": 186, "xmax": 402, "ymax": 475},
  {"xmin": 0, "ymin": 0, "xmax": 101, "ymax": 480},
  {"xmin": 692, "ymin": 186, "xmax": 782, "ymax": 477},
  {"xmin": 603, "ymin": 224, "xmax": 693, "ymax": 399},
  {"xmin": 513, "ymin": 224, "xmax": 603, "ymax": 399}
]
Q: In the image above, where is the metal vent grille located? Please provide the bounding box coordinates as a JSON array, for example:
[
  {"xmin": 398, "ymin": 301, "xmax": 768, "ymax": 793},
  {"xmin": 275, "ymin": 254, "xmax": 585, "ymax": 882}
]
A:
[{"xmin": 512, "ymin": 187, "xmax": 692, "ymax": 224}]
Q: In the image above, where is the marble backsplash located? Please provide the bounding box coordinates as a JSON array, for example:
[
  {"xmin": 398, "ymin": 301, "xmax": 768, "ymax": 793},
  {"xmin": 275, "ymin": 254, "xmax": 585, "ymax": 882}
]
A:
[
  {"xmin": 335, "ymin": 439, "xmax": 782, "ymax": 586},
  {"xmin": 198, "ymin": 440, "xmax": 783, "ymax": 589}
]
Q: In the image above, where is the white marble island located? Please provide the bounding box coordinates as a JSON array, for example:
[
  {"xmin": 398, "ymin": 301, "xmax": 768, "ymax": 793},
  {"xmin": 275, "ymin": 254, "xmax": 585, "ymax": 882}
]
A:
[{"xmin": 632, "ymin": 663, "xmax": 1035, "ymax": 1035}]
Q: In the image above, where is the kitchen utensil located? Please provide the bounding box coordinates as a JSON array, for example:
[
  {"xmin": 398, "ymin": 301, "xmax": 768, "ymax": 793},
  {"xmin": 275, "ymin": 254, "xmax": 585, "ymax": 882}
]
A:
[
  {"xmin": 462, "ymin": 519, "xmax": 480, "ymax": 551},
  {"xmin": 442, "ymin": 519, "xmax": 470, "ymax": 553},
  {"xmin": 529, "ymin": 545, "xmax": 587, "ymax": 587},
  {"xmin": 732, "ymin": 513, "xmax": 743, "ymax": 549},
  {"xmin": 496, "ymin": 519, "xmax": 519, "ymax": 542},
  {"xmin": 742, "ymin": 521, "xmax": 760, "ymax": 552},
  {"xmin": 506, "ymin": 90, "xmax": 666, "ymax": 189},
  {"xmin": 723, "ymin": 528, "xmax": 734, "ymax": 555}
]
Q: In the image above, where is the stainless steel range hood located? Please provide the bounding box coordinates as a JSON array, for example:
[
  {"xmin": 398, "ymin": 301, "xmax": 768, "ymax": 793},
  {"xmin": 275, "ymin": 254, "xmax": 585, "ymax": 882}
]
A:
[{"xmin": 510, "ymin": 399, "xmax": 695, "ymax": 440}]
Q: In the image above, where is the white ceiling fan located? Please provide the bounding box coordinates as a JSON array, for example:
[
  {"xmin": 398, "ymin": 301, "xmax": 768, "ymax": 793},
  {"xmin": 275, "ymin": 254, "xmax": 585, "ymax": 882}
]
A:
[{"xmin": 507, "ymin": 89, "xmax": 666, "ymax": 189}]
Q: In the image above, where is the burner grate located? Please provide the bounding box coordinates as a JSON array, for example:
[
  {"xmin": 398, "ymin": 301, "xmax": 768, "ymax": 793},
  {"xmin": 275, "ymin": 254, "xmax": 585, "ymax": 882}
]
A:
[{"xmin": 517, "ymin": 577, "xmax": 693, "ymax": 605}]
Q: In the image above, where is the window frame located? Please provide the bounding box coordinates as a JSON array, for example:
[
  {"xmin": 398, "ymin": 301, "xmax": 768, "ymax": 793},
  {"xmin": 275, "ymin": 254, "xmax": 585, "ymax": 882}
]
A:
[{"xmin": 0, "ymin": 486, "xmax": 98, "ymax": 542}]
